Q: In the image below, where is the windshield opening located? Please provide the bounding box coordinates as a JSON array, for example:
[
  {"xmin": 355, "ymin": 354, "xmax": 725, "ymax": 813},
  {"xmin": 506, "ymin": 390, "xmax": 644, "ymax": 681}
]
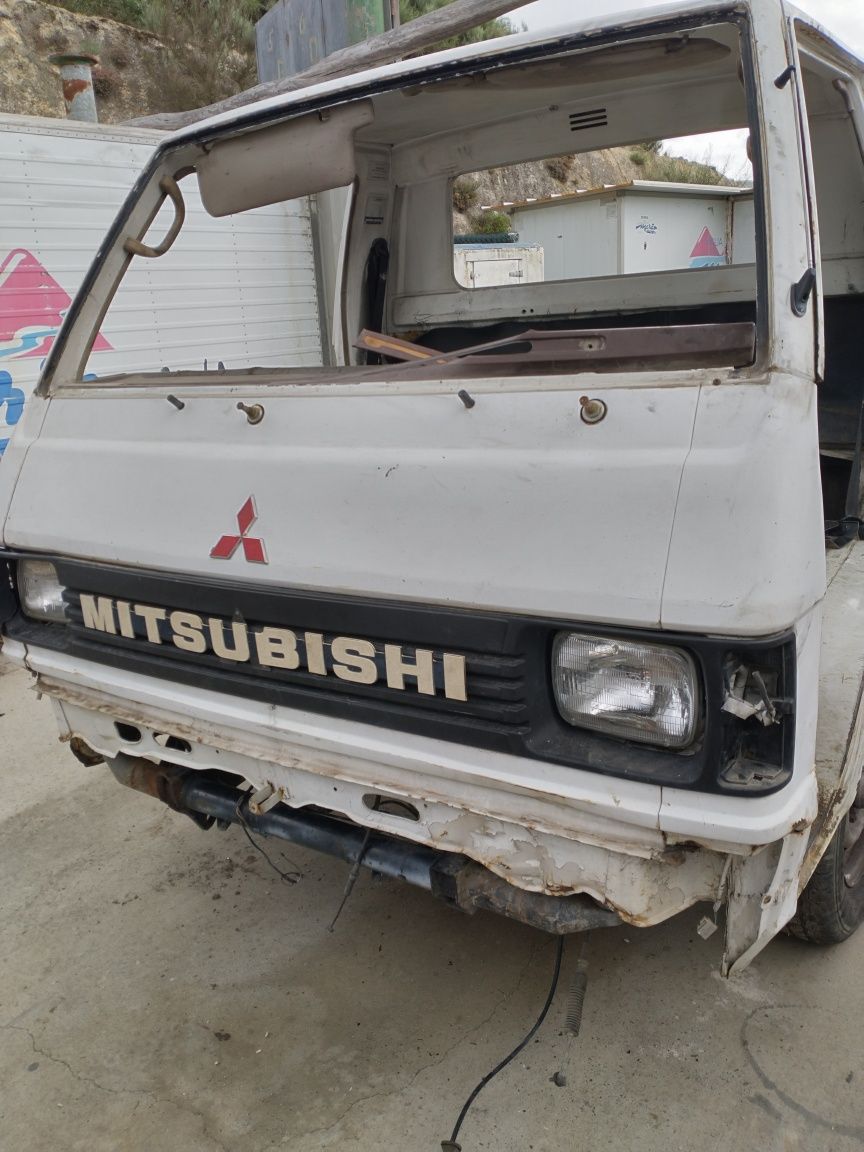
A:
[{"xmin": 60, "ymin": 17, "xmax": 762, "ymax": 388}]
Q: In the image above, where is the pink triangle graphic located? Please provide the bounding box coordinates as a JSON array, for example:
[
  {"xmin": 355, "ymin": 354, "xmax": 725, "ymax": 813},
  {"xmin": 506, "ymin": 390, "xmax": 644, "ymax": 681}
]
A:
[
  {"xmin": 690, "ymin": 227, "xmax": 722, "ymax": 260},
  {"xmin": 0, "ymin": 248, "xmax": 112, "ymax": 360}
]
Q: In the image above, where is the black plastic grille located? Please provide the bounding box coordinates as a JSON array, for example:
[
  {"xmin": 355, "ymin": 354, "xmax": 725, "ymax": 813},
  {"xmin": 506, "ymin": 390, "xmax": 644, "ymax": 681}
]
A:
[
  {"xmin": 2, "ymin": 554, "xmax": 797, "ymax": 795},
  {"xmin": 58, "ymin": 562, "xmax": 533, "ymax": 743}
]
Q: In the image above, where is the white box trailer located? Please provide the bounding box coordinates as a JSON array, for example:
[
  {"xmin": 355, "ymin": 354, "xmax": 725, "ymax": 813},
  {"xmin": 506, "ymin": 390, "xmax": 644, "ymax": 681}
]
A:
[
  {"xmin": 504, "ymin": 181, "xmax": 756, "ymax": 281},
  {"xmin": 0, "ymin": 114, "xmax": 324, "ymax": 456}
]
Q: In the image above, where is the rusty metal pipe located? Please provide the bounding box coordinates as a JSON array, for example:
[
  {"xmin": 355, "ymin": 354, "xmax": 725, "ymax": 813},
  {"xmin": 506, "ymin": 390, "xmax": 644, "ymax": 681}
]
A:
[
  {"xmin": 108, "ymin": 755, "xmax": 438, "ymax": 887},
  {"xmin": 47, "ymin": 53, "xmax": 99, "ymax": 122},
  {"xmin": 109, "ymin": 755, "xmax": 190, "ymax": 811},
  {"xmin": 106, "ymin": 756, "xmax": 620, "ymax": 934},
  {"xmin": 434, "ymin": 858, "xmax": 621, "ymax": 934},
  {"xmin": 183, "ymin": 771, "xmax": 440, "ymax": 888}
]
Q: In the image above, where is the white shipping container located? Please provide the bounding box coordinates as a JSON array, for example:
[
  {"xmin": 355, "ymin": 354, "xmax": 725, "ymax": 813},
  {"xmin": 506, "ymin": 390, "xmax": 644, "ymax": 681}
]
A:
[
  {"xmin": 0, "ymin": 114, "xmax": 323, "ymax": 456},
  {"xmin": 620, "ymin": 190, "xmax": 732, "ymax": 272},
  {"xmin": 509, "ymin": 195, "xmax": 620, "ymax": 281},
  {"xmin": 508, "ymin": 181, "xmax": 755, "ymax": 282}
]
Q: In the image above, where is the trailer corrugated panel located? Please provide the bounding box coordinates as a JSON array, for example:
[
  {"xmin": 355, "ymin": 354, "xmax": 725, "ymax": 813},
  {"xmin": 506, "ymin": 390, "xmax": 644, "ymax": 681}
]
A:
[
  {"xmin": 83, "ymin": 191, "xmax": 323, "ymax": 377},
  {"xmin": 0, "ymin": 114, "xmax": 322, "ymax": 448}
]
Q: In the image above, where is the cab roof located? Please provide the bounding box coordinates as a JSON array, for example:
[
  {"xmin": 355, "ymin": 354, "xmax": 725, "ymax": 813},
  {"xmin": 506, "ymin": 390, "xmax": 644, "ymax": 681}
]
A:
[{"xmin": 159, "ymin": 0, "xmax": 860, "ymax": 154}]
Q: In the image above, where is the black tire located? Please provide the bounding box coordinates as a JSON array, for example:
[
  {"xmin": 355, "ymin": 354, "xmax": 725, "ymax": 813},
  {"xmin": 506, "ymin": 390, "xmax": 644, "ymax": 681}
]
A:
[{"xmin": 788, "ymin": 811, "xmax": 864, "ymax": 945}]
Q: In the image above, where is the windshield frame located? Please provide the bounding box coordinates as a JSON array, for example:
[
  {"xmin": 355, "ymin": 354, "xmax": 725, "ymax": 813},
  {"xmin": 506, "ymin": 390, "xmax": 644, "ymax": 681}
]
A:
[{"xmin": 39, "ymin": 5, "xmax": 778, "ymax": 395}]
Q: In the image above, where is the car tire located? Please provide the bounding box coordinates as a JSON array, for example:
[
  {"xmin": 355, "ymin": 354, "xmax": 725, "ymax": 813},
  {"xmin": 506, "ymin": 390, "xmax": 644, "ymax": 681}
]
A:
[{"xmin": 788, "ymin": 809, "xmax": 864, "ymax": 945}]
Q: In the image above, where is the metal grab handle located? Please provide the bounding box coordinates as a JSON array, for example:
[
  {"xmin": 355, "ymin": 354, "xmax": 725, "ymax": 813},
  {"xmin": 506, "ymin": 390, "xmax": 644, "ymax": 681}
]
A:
[{"xmin": 123, "ymin": 175, "xmax": 185, "ymax": 258}]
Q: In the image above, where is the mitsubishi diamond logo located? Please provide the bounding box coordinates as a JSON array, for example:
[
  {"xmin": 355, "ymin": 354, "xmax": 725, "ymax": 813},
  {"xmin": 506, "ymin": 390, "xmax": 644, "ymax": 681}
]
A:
[{"xmin": 210, "ymin": 496, "xmax": 268, "ymax": 564}]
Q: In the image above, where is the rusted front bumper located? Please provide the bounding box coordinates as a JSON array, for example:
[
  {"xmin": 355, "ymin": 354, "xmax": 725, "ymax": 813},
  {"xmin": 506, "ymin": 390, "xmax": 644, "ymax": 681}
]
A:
[
  {"xmin": 106, "ymin": 754, "xmax": 621, "ymax": 935},
  {"xmin": 18, "ymin": 652, "xmax": 736, "ymax": 929}
]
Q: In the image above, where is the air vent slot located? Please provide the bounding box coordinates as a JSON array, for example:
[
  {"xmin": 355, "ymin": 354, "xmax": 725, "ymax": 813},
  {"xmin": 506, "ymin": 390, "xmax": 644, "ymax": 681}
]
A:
[{"xmin": 569, "ymin": 108, "xmax": 608, "ymax": 132}]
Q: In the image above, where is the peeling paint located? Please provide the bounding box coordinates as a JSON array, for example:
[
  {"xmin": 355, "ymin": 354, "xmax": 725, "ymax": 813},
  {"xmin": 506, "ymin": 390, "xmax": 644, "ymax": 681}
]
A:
[{"xmin": 49, "ymin": 679, "xmax": 728, "ymax": 927}]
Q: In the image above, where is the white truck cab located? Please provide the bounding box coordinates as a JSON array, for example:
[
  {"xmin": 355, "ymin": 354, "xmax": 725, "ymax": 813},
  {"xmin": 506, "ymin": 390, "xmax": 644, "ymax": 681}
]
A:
[{"xmin": 2, "ymin": 0, "xmax": 863, "ymax": 974}]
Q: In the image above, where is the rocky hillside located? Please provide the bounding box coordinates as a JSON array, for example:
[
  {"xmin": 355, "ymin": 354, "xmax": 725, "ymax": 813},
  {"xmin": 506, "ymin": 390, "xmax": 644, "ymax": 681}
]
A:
[
  {"xmin": 2, "ymin": 0, "xmax": 728, "ymax": 215},
  {"xmin": 478, "ymin": 150, "xmax": 644, "ymax": 206},
  {"xmin": 0, "ymin": 0, "xmax": 164, "ymax": 122},
  {"xmin": 454, "ymin": 148, "xmax": 649, "ymax": 232}
]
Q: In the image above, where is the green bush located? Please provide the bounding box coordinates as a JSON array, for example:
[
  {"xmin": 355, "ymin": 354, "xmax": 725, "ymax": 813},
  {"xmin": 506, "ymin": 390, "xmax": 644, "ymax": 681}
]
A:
[
  {"xmin": 400, "ymin": 0, "xmax": 517, "ymax": 52},
  {"xmin": 140, "ymin": 0, "xmax": 259, "ymax": 112},
  {"xmin": 471, "ymin": 210, "xmax": 513, "ymax": 236}
]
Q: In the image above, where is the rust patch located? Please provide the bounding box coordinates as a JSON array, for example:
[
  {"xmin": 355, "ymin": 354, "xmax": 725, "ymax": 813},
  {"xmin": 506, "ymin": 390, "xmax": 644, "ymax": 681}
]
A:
[
  {"xmin": 600, "ymin": 897, "xmax": 654, "ymax": 928},
  {"xmin": 40, "ymin": 675, "xmax": 713, "ymax": 924},
  {"xmin": 62, "ymin": 78, "xmax": 91, "ymax": 102},
  {"xmin": 69, "ymin": 735, "xmax": 104, "ymax": 767}
]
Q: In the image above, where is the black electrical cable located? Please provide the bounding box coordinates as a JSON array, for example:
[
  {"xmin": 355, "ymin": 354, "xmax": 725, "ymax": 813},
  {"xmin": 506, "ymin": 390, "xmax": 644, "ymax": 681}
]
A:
[
  {"xmin": 328, "ymin": 826, "xmax": 374, "ymax": 932},
  {"xmin": 234, "ymin": 796, "xmax": 302, "ymax": 885},
  {"xmin": 442, "ymin": 936, "xmax": 565, "ymax": 1152},
  {"xmin": 328, "ymin": 795, "xmax": 383, "ymax": 931}
]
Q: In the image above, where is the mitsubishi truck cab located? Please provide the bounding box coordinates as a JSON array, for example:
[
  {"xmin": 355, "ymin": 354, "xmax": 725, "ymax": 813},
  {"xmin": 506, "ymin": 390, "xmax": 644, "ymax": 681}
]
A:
[{"xmin": 2, "ymin": 0, "xmax": 863, "ymax": 974}]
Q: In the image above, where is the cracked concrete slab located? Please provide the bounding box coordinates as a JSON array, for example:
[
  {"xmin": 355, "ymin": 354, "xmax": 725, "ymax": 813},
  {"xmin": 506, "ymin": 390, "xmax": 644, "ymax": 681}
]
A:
[{"xmin": 1, "ymin": 662, "xmax": 862, "ymax": 1151}]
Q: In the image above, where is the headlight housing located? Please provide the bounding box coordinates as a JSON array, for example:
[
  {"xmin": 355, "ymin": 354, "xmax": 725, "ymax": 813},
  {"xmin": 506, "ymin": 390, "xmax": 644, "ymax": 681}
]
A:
[
  {"xmin": 552, "ymin": 632, "xmax": 699, "ymax": 750},
  {"xmin": 17, "ymin": 559, "xmax": 68, "ymax": 623}
]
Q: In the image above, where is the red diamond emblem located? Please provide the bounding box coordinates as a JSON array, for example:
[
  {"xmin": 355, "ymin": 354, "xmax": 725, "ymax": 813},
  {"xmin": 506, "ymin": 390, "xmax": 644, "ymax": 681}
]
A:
[{"xmin": 210, "ymin": 496, "xmax": 268, "ymax": 564}]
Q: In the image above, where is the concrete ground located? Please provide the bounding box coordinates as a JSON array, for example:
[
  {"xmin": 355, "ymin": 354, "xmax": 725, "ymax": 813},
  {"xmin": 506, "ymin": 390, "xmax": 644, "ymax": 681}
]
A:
[{"xmin": 0, "ymin": 660, "xmax": 862, "ymax": 1152}]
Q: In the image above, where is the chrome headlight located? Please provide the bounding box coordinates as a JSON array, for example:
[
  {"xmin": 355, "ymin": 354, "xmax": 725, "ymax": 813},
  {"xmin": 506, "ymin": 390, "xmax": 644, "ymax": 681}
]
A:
[
  {"xmin": 17, "ymin": 559, "xmax": 67, "ymax": 623},
  {"xmin": 552, "ymin": 632, "xmax": 699, "ymax": 750}
]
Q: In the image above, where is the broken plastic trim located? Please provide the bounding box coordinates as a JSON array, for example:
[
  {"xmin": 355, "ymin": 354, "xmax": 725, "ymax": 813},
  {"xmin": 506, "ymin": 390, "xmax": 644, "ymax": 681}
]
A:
[
  {"xmin": 790, "ymin": 266, "xmax": 817, "ymax": 317},
  {"xmin": 716, "ymin": 648, "xmax": 795, "ymax": 793},
  {"xmin": 721, "ymin": 664, "xmax": 784, "ymax": 726}
]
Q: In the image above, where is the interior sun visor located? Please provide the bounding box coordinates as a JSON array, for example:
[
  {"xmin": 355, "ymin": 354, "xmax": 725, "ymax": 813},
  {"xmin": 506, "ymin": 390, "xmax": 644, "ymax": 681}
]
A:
[{"xmin": 197, "ymin": 100, "xmax": 374, "ymax": 217}]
